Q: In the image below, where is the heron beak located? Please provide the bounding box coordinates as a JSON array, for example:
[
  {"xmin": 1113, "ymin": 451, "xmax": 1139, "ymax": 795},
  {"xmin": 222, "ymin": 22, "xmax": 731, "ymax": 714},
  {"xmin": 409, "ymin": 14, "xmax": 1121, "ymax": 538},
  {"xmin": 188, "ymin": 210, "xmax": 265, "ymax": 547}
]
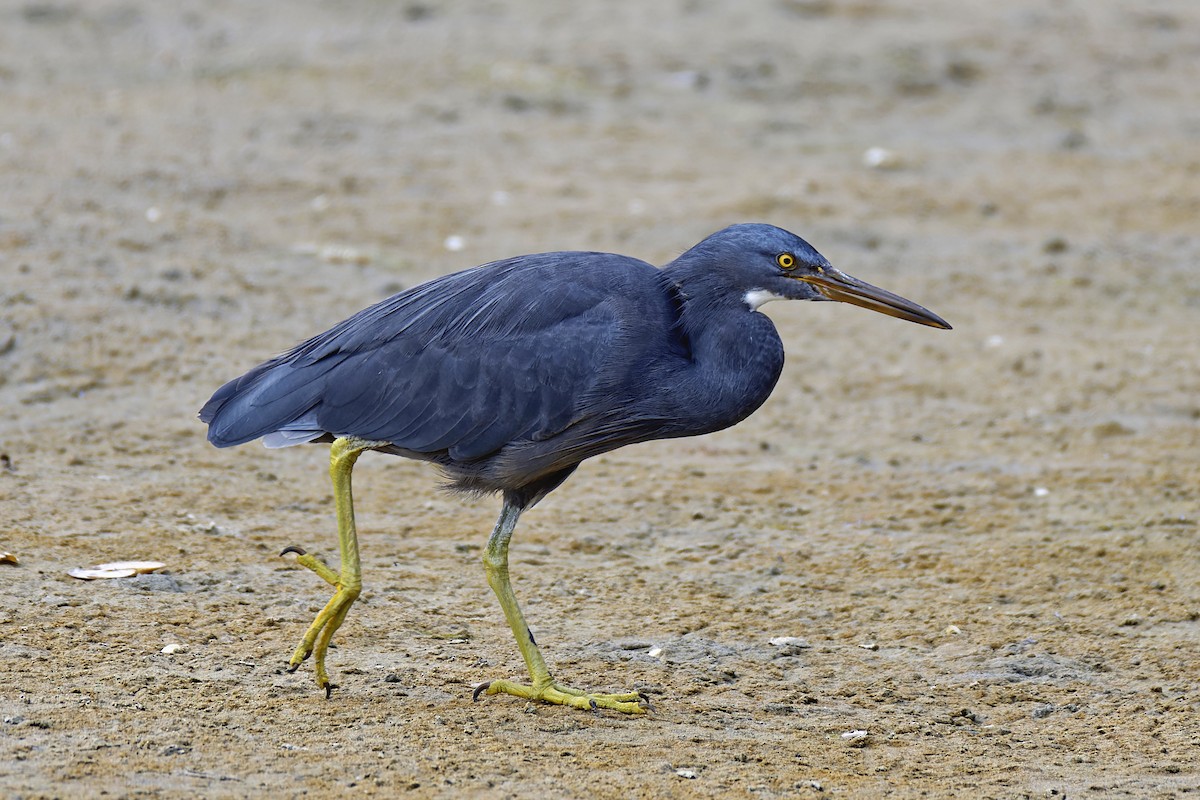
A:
[{"xmin": 795, "ymin": 268, "xmax": 952, "ymax": 329}]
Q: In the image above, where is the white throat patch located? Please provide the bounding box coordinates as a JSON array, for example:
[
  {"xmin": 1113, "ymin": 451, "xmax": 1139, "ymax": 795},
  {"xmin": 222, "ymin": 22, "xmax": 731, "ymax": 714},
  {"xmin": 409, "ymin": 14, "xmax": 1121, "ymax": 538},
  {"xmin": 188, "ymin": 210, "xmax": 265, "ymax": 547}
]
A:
[{"xmin": 744, "ymin": 289, "xmax": 785, "ymax": 311}]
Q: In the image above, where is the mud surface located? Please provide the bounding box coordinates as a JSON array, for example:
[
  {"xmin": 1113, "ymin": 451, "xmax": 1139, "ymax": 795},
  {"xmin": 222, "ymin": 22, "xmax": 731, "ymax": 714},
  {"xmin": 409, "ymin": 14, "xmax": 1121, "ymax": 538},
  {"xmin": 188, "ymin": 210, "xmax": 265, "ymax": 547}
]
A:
[{"xmin": 2, "ymin": 1, "xmax": 1198, "ymax": 797}]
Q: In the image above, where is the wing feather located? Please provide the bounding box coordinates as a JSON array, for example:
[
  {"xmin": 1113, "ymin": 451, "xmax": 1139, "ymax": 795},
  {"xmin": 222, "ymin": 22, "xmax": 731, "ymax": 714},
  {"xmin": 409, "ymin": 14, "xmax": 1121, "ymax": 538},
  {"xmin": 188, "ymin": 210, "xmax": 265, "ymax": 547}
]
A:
[{"xmin": 201, "ymin": 251, "xmax": 674, "ymax": 468}]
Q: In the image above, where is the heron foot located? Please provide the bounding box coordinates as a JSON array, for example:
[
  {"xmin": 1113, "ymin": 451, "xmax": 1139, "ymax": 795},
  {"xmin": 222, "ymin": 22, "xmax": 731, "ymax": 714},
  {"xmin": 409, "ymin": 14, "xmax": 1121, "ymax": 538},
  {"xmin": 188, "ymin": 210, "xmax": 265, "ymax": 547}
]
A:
[
  {"xmin": 283, "ymin": 547, "xmax": 360, "ymax": 696},
  {"xmin": 473, "ymin": 679, "xmax": 649, "ymax": 714}
]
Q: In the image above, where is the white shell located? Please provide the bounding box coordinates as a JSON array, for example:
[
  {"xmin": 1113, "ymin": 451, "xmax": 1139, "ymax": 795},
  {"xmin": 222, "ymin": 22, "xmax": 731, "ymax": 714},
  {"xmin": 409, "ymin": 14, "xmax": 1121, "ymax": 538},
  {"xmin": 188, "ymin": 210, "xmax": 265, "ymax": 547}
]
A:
[
  {"xmin": 68, "ymin": 561, "xmax": 166, "ymax": 580},
  {"xmin": 68, "ymin": 567, "xmax": 137, "ymax": 579},
  {"xmin": 93, "ymin": 561, "xmax": 166, "ymax": 573}
]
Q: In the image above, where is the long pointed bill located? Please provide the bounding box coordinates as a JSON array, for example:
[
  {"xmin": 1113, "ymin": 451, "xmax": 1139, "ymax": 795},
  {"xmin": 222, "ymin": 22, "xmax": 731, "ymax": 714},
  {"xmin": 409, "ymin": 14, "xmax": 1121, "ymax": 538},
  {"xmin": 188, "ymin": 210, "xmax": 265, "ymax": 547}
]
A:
[{"xmin": 797, "ymin": 268, "xmax": 952, "ymax": 329}]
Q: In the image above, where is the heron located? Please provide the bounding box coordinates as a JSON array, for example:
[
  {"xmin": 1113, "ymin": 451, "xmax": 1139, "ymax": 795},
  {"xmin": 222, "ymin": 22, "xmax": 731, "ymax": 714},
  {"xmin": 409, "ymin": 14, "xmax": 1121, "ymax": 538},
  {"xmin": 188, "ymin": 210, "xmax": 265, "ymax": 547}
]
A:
[{"xmin": 200, "ymin": 223, "xmax": 950, "ymax": 713}]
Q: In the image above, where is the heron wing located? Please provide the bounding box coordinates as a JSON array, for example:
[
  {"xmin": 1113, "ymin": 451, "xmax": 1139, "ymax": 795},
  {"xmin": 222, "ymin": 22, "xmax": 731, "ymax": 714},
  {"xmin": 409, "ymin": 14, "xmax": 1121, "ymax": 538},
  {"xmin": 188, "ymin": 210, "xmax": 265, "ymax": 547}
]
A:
[{"xmin": 200, "ymin": 251, "xmax": 675, "ymax": 462}]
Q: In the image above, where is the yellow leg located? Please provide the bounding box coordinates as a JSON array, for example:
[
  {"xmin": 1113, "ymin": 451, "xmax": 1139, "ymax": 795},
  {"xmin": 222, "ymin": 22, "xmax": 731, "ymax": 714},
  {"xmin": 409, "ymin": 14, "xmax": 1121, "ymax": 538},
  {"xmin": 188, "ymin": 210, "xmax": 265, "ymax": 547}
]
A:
[
  {"xmin": 474, "ymin": 499, "xmax": 648, "ymax": 714},
  {"xmin": 283, "ymin": 436, "xmax": 379, "ymax": 696}
]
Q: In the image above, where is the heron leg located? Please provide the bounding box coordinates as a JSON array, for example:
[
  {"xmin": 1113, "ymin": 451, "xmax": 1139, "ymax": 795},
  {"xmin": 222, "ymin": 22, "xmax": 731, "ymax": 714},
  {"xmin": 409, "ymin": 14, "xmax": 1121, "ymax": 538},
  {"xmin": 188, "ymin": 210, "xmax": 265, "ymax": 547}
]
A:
[
  {"xmin": 475, "ymin": 499, "xmax": 647, "ymax": 714},
  {"xmin": 283, "ymin": 436, "xmax": 378, "ymax": 696}
]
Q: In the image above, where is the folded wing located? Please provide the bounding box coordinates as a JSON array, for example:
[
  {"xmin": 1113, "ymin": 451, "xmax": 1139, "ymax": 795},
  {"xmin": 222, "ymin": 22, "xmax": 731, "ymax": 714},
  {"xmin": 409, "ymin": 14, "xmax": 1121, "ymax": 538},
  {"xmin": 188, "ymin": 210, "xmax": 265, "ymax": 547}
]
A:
[{"xmin": 200, "ymin": 252, "xmax": 670, "ymax": 465}]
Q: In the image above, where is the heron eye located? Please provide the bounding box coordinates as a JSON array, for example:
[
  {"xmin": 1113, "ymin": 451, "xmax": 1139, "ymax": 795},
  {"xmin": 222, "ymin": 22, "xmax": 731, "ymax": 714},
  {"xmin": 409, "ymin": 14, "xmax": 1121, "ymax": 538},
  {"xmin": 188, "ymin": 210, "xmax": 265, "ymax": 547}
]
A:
[{"xmin": 776, "ymin": 253, "xmax": 796, "ymax": 270}]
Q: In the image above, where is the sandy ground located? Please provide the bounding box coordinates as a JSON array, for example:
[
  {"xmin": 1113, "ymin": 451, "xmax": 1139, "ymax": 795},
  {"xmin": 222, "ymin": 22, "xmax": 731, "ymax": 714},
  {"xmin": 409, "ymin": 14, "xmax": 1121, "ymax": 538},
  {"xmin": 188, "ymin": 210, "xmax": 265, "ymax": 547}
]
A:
[{"xmin": 2, "ymin": 1, "xmax": 1199, "ymax": 797}]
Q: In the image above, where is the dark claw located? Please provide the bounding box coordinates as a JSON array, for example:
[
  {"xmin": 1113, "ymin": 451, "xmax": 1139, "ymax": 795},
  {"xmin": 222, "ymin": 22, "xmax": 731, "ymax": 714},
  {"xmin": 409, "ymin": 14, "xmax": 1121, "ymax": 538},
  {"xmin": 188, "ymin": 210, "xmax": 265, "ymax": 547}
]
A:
[
  {"xmin": 280, "ymin": 545, "xmax": 307, "ymax": 557},
  {"xmin": 286, "ymin": 648, "xmax": 312, "ymax": 672},
  {"xmin": 472, "ymin": 682, "xmax": 492, "ymax": 702},
  {"xmin": 589, "ymin": 698, "xmax": 598, "ymax": 712},
  {"xmin": 324, "ymin": 683, "xmax": 337, "ymax": 699}
]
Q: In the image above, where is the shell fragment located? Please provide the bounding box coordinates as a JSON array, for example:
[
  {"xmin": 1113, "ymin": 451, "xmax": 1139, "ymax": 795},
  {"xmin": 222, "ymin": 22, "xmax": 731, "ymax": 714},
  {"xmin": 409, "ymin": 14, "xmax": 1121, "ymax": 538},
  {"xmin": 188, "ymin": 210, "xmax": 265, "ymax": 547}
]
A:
[{"xmin": 68, "ymin": 561, "xmax": 167, "ymax": 580}]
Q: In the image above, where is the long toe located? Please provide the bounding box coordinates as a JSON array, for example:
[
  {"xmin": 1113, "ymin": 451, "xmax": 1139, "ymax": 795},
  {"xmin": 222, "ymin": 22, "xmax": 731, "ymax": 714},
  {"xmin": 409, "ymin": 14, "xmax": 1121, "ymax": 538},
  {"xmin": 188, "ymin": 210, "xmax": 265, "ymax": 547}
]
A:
[
  {"xmin": 476, "ymin": 678, "xmax": 649, "ymax": 715},
  {"xmin": 286, "ymin": 646, "xmax": 312, "ymax": 671},
  {"xmin": 283, "ymin": 547, "xmax": 341, "ymax": 587},
  {"xmin": 286, "ymin": 582, "xmax": 359, "ymax": 693}
]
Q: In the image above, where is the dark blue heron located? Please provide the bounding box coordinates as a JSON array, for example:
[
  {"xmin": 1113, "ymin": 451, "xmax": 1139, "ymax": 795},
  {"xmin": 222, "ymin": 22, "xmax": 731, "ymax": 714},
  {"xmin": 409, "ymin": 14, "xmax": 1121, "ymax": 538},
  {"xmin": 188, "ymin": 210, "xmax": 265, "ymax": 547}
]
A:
[{"xmin": 200, "ymin": 223, "xmax": 950, "ymax": 713}]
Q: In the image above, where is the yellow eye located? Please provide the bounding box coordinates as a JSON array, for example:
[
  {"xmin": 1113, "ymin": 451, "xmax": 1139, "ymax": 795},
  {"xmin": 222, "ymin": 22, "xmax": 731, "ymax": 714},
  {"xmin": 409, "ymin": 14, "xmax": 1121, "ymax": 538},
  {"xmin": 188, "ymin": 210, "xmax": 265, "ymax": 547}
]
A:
[{"xmin": 776, "ymin": 253, "xmax": 796, "ymax": 269}]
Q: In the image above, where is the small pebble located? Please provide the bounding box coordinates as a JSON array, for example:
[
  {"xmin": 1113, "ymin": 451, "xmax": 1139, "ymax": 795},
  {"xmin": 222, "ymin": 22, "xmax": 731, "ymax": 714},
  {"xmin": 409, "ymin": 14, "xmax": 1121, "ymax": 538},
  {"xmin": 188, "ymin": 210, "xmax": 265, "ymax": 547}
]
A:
[
  {"xmin": 862, "ymin": 146, "xmax": 903, "ymax": 170},
  {"xmin": 318, "ymin": 245, "xmax": 370, "ymax": 265},
  {"xmin": 841, "ymin": 730, "xmax": 869, "ymax": 747},
  {"xmin": 161, "ymin": 643, "xmax": 188, "ymax": 655},
  {"xmin": 125, "ymin": 573, "xmax": 184, "ymax": 593},
  {"xmin": 768, "ymin": 636, "xmax": 810, "ymax": 647},
  {"xmin": 675, "ymin": 768, "xmax": 697, "ymax": 779}
]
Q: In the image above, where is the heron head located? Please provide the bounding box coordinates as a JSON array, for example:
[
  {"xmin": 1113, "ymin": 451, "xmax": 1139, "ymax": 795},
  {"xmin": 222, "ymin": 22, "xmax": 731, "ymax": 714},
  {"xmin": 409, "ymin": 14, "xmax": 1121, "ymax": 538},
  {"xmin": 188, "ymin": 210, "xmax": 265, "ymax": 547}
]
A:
[{"xmin": 697, "ymin": 223, "xmax": 951, "ymax": 330}]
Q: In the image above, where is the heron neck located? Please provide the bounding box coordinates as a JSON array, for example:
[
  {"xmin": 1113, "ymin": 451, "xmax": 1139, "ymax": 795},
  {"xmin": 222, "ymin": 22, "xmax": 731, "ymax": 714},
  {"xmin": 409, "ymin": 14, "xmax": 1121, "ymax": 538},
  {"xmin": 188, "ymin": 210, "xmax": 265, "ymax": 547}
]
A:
[{"xmin": 667, "ymin": 291, "xmax": 785, "ymax": 435}]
